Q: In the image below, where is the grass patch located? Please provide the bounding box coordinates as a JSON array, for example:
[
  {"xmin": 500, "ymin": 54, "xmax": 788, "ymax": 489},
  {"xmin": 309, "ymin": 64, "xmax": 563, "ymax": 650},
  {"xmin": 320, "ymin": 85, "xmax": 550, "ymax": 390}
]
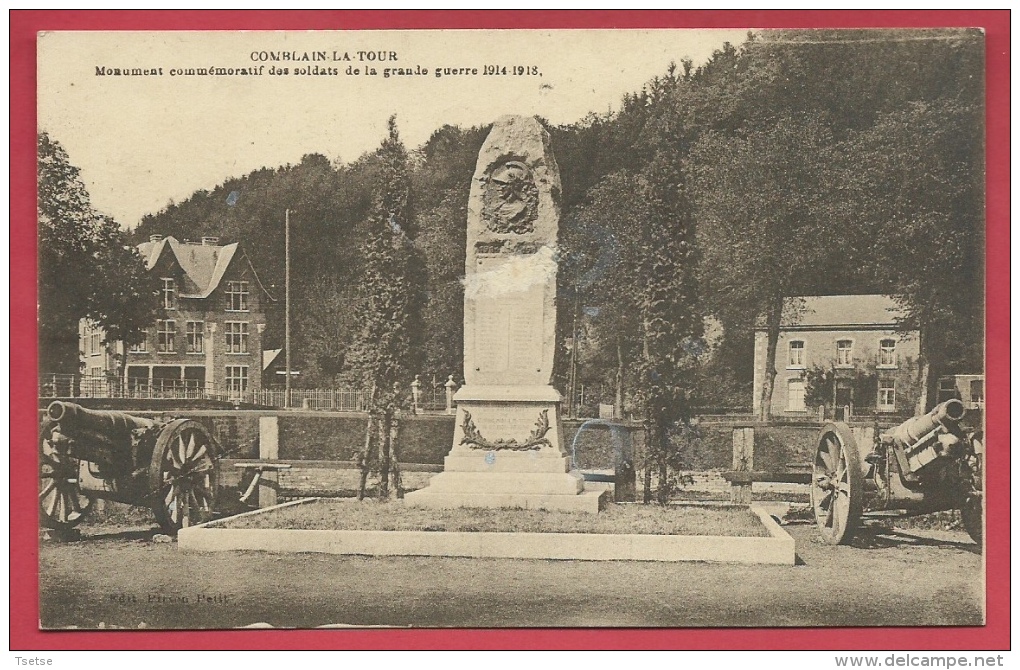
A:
[
  {"xmin": 889, "ymin": 509, "xmax": 970, "ymax": 533},
  {"xmin": 220, "ymin": 500, "xmax": 769, "ymax": 537},
  {"xmin": 671, "ymin": 490, "xmax": 810, "ymax": 504},
  {"xmin": 76, "ymin": 500, "xmax": 168, "ymax": 530}
]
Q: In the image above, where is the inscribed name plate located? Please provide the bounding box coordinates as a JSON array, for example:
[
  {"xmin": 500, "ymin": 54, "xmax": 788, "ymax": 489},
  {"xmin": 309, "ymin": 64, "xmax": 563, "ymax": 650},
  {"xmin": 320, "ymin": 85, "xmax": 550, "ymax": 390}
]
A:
[{"xmin": 470, "ymin": 259, "xmax": 545, "ymax": 377}]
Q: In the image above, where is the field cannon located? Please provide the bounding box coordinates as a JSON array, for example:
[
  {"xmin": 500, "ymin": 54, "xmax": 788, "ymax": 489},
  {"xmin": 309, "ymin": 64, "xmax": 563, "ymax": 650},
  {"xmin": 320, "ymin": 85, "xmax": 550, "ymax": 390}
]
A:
[
  {"xmin": 39, "ymin": 401, "xmax": 220, "ymax": 534},
  {"xmin": 811, "ymin": 399, "xmax": 983, "ymax": 545}
]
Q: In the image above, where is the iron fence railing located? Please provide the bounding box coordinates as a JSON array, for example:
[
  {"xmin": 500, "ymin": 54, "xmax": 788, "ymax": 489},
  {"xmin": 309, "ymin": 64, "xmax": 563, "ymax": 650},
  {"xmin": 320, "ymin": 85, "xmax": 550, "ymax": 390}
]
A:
[
  {"xmin": 255, "ymin": 388, "xmax": 369, "ymax": 412},
  {"xmin": 40, "ymin": 374, "xmax": 252, "ymax": 403},
  {"xmin": 39, "ymin": 373, "xmax": 77, "ymax": 398},
  {"xmin": 42, "ymin": 374, "xmax": 386, "ymax": 412}
]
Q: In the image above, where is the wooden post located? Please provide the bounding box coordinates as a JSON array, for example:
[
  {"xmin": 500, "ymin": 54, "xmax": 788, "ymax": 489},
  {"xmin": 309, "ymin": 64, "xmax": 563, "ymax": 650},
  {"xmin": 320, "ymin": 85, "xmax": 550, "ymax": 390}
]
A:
[
  {"xmin": 258, "ymin": 416, "xmax": 280, "ymax": 508},
  {"xmin": 378, "ymin": 411, "xmax": 391, "ymax": 499},
  {"xmin": 391, "ymin": 409, "xmax": 403, "ymax": 498},
  {"xmin": 612, "ymin": 424, "xmax": 636, "ymax": 502},
  {"xmin": 284, "ymin": 208, "xmax": 291, "ymax": 409},
  {"xmin": 731, "ymin": 427, "xmax": 754, "ymax": 504}
]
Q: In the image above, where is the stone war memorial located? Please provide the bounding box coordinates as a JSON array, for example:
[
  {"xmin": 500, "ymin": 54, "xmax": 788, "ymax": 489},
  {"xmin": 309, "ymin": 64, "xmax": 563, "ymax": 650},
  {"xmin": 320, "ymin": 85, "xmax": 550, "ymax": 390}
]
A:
[{"xmin": 405, "ymin": 115, "xmax": 605, "ymax": 513}]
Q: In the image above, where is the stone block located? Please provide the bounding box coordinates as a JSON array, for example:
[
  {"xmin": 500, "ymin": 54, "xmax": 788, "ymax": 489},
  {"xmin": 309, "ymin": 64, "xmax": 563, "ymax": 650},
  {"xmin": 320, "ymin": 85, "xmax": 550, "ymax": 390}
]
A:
[
  {"xmin": 413, "ymin": 471, "xmax": 583, "ymax": 495},
  {"xmin": 402, "ymin": 489, "xmax": 605, "ymax": 514},
  {"xmin": 442, "ymin": 452, "xmax": 571, "ymax": 473}
]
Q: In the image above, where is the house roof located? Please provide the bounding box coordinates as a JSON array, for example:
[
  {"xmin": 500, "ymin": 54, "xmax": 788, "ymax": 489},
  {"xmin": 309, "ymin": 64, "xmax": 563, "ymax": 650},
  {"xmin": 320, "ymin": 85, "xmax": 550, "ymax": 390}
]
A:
[
  {"xmin": 137, "ymin": 236, "xmax": 273, "ymax": 300},
  {"xmin": 756, "ymin": 295, "xmax": 908, "ymax": 330}
]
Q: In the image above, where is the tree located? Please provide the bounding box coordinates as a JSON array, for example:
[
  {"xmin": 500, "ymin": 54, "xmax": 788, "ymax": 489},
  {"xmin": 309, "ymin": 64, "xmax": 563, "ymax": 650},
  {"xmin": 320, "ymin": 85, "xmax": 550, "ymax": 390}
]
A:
[
  {"xmin": 410, "ymin": 124, "xmax": 486, "ymax": 378},
  {"xmin": 634, "ymin": 148, "xmax": 704, "ymax": 503},
  {"xmin": 38, "ymin": 133, "xmax": 159, "ymax": 374},
  {"xmin": 559, "ymin": 171, "xmax": 646, "ymax": 417},
  {"xmin": 294, "ymin": 274, "xmax": 359, "ymax": 386},
  {"xmin": 676, "ymin": 29, "xmax": 984, "ymax": 418},
  {"xmin": 691, "ymin": 117, "xmax": 840, "ymax": 420},
  {"xmin": 839, "ymin": 98, "xmax": 984, "ymax": 411},
  {"xmin": 346, "ymin": 117, "xmax": 422, "ymax": 500},
  {"xmin": 414, "ymin": 199, "xmax": 465, "ymax": 376}
]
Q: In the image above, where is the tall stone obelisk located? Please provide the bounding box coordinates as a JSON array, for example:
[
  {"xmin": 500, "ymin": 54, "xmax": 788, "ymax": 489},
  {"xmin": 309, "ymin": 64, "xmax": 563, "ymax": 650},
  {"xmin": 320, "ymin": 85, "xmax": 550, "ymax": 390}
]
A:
[{"xmin": 405, "ymin": 115, "xmax": 604, "ymax": 513}]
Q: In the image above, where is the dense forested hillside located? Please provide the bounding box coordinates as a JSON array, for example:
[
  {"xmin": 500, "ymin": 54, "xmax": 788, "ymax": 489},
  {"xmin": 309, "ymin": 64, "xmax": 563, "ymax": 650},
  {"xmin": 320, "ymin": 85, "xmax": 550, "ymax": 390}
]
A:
[{"xmin": 133, "ymin": 29, "xmax": 984, "ymax": 414}]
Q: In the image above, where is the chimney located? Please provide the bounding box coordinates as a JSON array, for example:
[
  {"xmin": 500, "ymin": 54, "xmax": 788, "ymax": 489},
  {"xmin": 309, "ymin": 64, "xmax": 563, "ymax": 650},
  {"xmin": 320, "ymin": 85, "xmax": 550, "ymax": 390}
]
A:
[
  {"xmin": 149, "ymin": 234, "xmax": 164, "ymax": 243},
  {"xmin": 202, "ymin": 236, "xmax": 220, "ymax": 246}
]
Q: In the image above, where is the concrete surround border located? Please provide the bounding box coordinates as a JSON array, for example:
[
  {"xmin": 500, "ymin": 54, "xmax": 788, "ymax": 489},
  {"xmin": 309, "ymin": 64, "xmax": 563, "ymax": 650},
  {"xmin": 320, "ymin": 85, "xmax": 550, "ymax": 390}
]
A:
[{"xmin": 179, "ymin": 500, "xmax": 796, "ymax": 565}]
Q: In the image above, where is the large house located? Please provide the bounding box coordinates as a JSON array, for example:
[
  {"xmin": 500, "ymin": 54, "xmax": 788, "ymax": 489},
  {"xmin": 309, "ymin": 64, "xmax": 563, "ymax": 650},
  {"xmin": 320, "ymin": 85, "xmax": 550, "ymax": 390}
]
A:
[
  {"xmin": 81, "ymin": 235, "xmax": 274, "ymax": 399},
  {"xmin": 752, "ymin": 295, "xmax": 920, "ymax": 418}
]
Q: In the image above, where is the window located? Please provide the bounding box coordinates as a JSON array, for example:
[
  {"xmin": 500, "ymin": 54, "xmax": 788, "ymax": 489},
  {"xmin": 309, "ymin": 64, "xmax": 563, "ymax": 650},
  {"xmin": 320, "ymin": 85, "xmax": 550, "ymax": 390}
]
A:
[
  {"xmin": 788, "ymin": 379, "xmax": 806, "ymax": 412},
  {"xmin": 878, "ymin": 379, "xmax": 896, "ymax": 411},
  {"xmin": 225, "ymin": 321, "xmax": 249, "ymax": 354},
  {"xmin": 89, "ymin": 366, "xmax": 102, "ymax": 378},
  {"xmin": 788, "ymin": 340, "xmax": 805, "ymax": 368},
  {"xmin": 937, "ymin": 377, "xmax": 959, "ymax": 403},
  {"xmin": 226, "ymin": 366, "xmax": 248, "ymax": 395},
  {"xmin": 879, "ymin": 339, "xmax": 897, "ymax": 367},
  {"xmin": 226, "ymin": 281, "xmax": 249, "ymax": 312},
  {"xmin": 969, "ymin": 379, "xmax": 984, "ymax": 405},
  {"xmin": 157, "ymin": 320, "xmax": 176, "ymax": 353},
  {"xmin": 126, "ymin": 366, "xmax": 149, "ymax": 393},
  {"xmin": 836, "ymin": 340, "xmax": 853, "ymax": 367},
  {"xmin": 129, "ymin": 332, "xmax": 148, "ymax": 353},
  {"xmin": 88, "ymin": 331, "xmax": 101, "ymax": 356},
  {"xmin": 186, "ymin": 321, "xmax": 204, "ymax": 353},
  {"xmin": 161, "ymin": 278, "xmax": 177, "ymax": 310}
]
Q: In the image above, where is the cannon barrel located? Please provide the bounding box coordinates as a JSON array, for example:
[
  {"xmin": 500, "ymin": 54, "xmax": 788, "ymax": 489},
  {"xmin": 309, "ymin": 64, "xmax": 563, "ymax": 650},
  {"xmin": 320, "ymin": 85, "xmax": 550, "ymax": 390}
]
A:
[
  {"xmin": 888, "ymin": 398, "xmax": 966, "ymax": 448},
  {"xmin": 46, "ymin": 401, "xmax": 157, "ymax": 439}
]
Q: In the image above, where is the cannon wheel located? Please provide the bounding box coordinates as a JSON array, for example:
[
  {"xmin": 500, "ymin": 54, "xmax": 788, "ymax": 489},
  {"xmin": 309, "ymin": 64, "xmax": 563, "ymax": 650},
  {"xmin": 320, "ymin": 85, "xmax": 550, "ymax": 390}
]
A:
[
  {"xmin": 811, "ymin": 422, "xmax": 864, "ymax": 545},
  {"xmin": 148, "ymin": 419, "xmax": 219, "ymax": 534},
  {"xmin": 39, "ymin": 419, "xmax": 94, "ymax": 531},
  {"xmin": 961, "ymin": 445, "xmax": 983, "ymax": 545},
  {"xmin": 961, "ymin": 495, "xmax": 982, "ymax": 545}
]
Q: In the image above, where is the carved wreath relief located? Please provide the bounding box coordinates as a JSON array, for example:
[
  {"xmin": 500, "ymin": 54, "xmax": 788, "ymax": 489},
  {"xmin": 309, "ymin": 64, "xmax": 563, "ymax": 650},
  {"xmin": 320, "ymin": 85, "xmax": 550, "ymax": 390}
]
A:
[
  {"xmin": 482, "ymin": 160, "xmax": 539, "ymax": 235},
  {"xmin": 460, "ymin": 409, "xmax": 552, "ymax": 451}
]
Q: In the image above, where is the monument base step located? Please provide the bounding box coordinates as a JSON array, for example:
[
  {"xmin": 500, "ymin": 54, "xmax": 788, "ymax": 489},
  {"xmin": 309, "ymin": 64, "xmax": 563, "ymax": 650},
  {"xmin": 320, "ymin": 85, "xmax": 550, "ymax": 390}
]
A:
[
  {"xmin": 413, "ymin": 471, "xmax": 584, "ymax": 495},
  {"xmin": 443, "ymin": 452, "xmax": 571, "ymax": 473},
  {"xmin": 403, "ymin": 489, "xmax": 607, "ymax": 514}
]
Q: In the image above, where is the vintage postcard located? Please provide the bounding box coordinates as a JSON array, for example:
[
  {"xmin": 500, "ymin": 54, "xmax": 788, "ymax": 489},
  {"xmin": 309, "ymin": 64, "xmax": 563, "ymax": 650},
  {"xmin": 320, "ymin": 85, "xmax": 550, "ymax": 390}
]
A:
[{"xmin": 17, "ymin": 13, "xmax": 1007, "ymax": 651}]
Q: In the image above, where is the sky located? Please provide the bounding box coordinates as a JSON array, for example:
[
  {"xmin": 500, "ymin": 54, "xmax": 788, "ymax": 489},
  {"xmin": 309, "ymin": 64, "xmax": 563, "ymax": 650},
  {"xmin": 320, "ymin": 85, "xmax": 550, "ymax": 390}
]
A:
[{"xmin": 38, "ymin": 29, "xmax": 750, "ymax": 228}]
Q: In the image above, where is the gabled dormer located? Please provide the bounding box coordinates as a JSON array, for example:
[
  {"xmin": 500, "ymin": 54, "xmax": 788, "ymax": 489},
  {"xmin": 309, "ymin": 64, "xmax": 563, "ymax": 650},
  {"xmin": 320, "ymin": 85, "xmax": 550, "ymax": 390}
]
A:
[{"xmin": 136, "ymin": 235, "xmax": 274, "ymax": 307}]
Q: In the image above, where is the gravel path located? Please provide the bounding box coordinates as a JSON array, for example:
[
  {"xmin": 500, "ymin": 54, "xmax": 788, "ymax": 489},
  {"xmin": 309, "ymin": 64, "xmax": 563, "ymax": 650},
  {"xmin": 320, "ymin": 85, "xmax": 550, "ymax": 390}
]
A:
[{"xmin": 38, "ymin": 518, "xmax": 982, "ymax": 629}]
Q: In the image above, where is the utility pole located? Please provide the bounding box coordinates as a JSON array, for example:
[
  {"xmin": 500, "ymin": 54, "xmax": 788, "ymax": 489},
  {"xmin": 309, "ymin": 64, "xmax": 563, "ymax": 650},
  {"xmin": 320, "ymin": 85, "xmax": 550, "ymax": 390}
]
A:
[
  {"xmin": 285, "ymin": 208, "xmax": 291, "ymax": 408},
  {"xmin": 568, "ymin": 285, "xmax": 580, "ymax": 418}
]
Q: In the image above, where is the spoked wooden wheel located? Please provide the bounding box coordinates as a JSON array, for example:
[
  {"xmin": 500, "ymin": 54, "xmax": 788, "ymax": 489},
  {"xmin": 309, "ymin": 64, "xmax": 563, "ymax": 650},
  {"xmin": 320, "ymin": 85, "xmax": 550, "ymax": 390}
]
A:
[
  {"xmin": 812, "ymin": 423, "xmax": 864, "ymax": 545},
  {"xmin": 961, "ymin": 494, "xmax": 982, "ymax": 545},
  {"xmin": 39, "ymin": 419, "xmax": 93, "ymax": 531},
  {"xmin": 148, "ymin": 419, "xmax": 218, "ymax": 534},
  {"xmin": 961, "ymin": 447, "xmax": 983, "ymax": 545}
]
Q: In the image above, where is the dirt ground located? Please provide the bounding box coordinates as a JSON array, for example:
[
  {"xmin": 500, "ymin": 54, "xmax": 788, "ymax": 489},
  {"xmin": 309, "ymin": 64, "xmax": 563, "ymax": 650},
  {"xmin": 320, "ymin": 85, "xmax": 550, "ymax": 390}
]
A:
[{"xmin": 38, "ymin": 511, "xmax": 983, "ymax": 629}]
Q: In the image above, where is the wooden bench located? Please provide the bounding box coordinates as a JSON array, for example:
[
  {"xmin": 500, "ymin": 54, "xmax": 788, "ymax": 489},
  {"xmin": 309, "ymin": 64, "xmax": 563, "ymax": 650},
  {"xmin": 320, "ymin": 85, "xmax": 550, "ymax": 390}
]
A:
[
  {"xmin": 226, "ymin": 459, "xmax": 445, "ymax": 507},
  {"xmin": 721, "ymin": 470, "xmax": 813, "ymax": 485},
  {"xmin": 722, "ymin": 467, "xmax": 813, "ymax": 503},
  {"xmin": 726, "ymin": 422, "xmax": 812, "ymax": 504},
  {"xmin": 233, "ymin": 461, "xmax": 293, "ymax": 505}
]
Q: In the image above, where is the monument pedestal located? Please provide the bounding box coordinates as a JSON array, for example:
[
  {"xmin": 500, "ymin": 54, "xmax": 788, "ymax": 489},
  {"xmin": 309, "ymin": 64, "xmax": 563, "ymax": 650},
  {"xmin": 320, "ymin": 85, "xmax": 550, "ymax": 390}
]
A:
[{"xmin": 404, "ymin": 386, "xmax": 606, "ymax": 514}]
